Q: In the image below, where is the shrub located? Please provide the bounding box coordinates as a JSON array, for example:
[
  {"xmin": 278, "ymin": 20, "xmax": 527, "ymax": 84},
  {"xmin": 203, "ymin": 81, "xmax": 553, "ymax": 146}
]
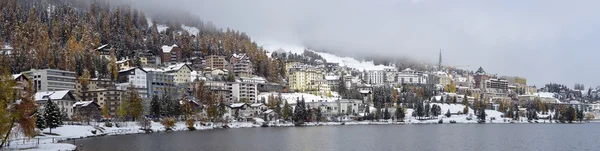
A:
[
  {"xmin": 186, "ymin": 118, "xmax": 196, "ymax": 131},
  {"xmin": 161, "ymin": 117, "xmax": 176, "ymax": 131},
  {"xmin": 104, "ymin": 122, "xmax": 113, "ymax": 127},
  {"xmin": 138, "ymin": 117, "xmax": 152, "ymax": 132},
  {"xmin": 91, "ymin": 130, "xmax": 97, "ymax": 134}
]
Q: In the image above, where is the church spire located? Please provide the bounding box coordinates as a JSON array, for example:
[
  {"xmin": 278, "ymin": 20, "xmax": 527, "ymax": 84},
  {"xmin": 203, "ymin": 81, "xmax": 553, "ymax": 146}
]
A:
[{"xmin": 438, "ymin": 49, "xmax": 442, "ymax": 70}]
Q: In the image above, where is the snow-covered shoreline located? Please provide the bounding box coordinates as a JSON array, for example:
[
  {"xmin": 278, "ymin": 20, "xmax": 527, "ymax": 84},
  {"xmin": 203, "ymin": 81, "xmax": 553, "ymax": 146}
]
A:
[{"xmin": 7, "ymin": 118, "xmax": 592, "ymax": 151}]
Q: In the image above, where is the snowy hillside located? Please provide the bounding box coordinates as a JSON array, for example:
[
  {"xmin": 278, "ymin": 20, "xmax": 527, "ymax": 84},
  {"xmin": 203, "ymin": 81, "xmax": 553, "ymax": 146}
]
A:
[
  {"xmin": 181, "ymin": 25, "xmax": 199, "ymax": 36},
  {"xmin": 261, "ymin": 42, "xmax": 394, "ymax": 71}
]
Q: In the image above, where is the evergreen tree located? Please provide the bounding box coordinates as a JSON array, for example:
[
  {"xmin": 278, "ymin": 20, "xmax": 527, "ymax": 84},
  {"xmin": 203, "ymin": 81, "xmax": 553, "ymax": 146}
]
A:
[
  {"xmin": 383, "ymin": 107, "xmax": 390, "ymax": 120},
  {"xmin": 150, "ymin": 95, "xmax": 161, "ymax": 118},
  {"xmin": 424, "ymin": 102, "xmax": 430, "ymax": 117},
  {"xmin": 36, "ymin": 111, "xmax": 45, "ymax": 131},
  {"xmin": 275, "ymin": 99, "xmax": 282, "ymax": 118},
  {"xmin": 43, "ymin": 99, "xmax": 62, "ymax": 133},
  {"xmin": 395, "ymin": 106, "xmax": 406, "ymax": 121},
  {"xmin": 477, "ymin": 109, "xmax": 486, "ymax": 121},
  {"xmin": 445, "ymin": 109, "xmax": 451, "ymax": 118},
  {"xmin": 282, "ymin": 101, "xmax": 292, "ymax": 121},
  {"xmin": 315, "ymin": 108, "xmax": 322, "ymax": 123}
]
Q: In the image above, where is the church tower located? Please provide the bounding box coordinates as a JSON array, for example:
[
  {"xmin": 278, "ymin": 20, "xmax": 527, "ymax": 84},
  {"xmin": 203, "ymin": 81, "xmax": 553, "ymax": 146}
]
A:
[{"xmin": 438, "ymin": 49, "xmax": 442, "ymax": 70}]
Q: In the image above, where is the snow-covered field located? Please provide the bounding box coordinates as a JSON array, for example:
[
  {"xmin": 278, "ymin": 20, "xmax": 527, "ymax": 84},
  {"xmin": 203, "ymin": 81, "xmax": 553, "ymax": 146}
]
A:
[{"xmin": 259, "ymin": 92, "xmax": 340, "ymax": 104}]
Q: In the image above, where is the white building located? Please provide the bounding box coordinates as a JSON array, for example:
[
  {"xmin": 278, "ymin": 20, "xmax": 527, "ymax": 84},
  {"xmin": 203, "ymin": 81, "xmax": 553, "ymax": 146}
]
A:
[
  {"xmin": 363, "ymin": 70, "xmax": 385, "ymax": 84},
  {"xmin": 21, "ymin": 69, "xmax": 77, "ymax": 92},
  {"xmin": 35, "ymin": 90, "xmax": 77, "ymax": 118},
  {"xmin": 117, "ymin": 67, "xmax": 148, "ymax": 99},
  {"xmin": 165, "ymin": 63, "xmax": 192, "ymax": 84},
  {"xmin": 227, "ymin": 82, "xmax": 258, "ymax": 103}
]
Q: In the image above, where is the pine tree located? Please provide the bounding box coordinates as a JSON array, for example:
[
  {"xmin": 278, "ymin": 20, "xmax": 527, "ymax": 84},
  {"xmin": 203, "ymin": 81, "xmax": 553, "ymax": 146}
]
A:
[
  {"xmin": 150, "ymin": 95, "xmax": 161, "ymax": 118},
  {"xmin": 43, "ymin": 99, "xmax": 62, "ymax": 133},
  {"xmin": 315, "ymin": 108, "xmax": 322, "ymax": 123},
  {"xmin": 424, "ymin": 102, "xmax": 430, "ymax": 117},
  {"xmin": 36, "ymin": 111, "xmax": 46, "ymax": 131},
  {"xmin": 477, "ymin": 109, "xmax": 486, "ymax": 122},
  {"xmin": 395, "ymin": 106, "xmax": 406, "ymax": 121},
  {"xmin": 445, "ymin": 109, "xmax": 451, "ymax": 118},
  {"xmin": 282, "ymin": 101, "xmax": 292, "ymax": 121},
  {"xmin": 109, "ymin": 48, "xmax": 118, "ymax": 80}
]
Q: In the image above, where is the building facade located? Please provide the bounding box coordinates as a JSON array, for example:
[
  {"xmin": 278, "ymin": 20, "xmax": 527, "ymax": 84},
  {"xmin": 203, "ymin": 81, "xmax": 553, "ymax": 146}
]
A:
[
  {"xmin": 21, "ymin": 69, "xmax": 76, "ymax": 92},
  {"xmin": 205, "ymin": 55, "xmax": 227, "ymax": 70},
  {"xmin": 161, "ymin": 45, "xmax": 182, "ymax": 65},
  {"xmin": 229, "ymin": 53, "xmax": 254, "ymax": 77},
  {"xmin": 165, "ymin": 63, "xmax": 193, "ymax": 84},
  {"xmin": 227, "ymin": 82, "xmax": 258, "ymax": 103}
]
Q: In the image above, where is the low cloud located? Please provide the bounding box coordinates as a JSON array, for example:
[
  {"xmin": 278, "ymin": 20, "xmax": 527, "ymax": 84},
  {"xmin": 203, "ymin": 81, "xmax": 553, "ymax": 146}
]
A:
[{"xmin": 124, "ymin": 0, "xmax": 600, "ymax": 87}]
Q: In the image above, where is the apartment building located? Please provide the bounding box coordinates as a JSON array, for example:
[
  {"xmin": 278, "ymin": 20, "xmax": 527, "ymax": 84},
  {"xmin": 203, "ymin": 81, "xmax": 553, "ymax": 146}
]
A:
[
  {"xmin": 205, "ymin": 55, "xmax": 227, "ymax": 70},
  {"xmin": 363, "ymin": 70, "xmax": 385, "ymax": 84},
  {"xmin": 229, "ymin": 53, "xmax": 253, "ymax": 77},
  {"xmin": 146, "ymin": 69, "xmax": 178, "ymax": 98},
  {"xmin": 161, "ymin": 44, "xmax": 183, "ymax": 65},
  {"xmin": 21, "ymin": 69, "xmax": 76, "ymax": 92},
  {"xmin": 227, "ymin": 82, "xmax": 258, "ymax": 103},
  {"xmin": 287, "ymin": 66, "xmax": 324, "ymax": 92},
  {"xmin": 116, "ymin": 67, "xmax": 148, "ymax": 99},
  {"xmin": 165, "ymin": 63, "xmax": 193, "ymax": 84}
]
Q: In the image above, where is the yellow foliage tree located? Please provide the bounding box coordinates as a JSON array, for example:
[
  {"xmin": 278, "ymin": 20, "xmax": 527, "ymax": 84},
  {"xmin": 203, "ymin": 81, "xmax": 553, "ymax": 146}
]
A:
[{"xmin": 109, "ymin": 48, "xmax": 118, "ymax": 80}]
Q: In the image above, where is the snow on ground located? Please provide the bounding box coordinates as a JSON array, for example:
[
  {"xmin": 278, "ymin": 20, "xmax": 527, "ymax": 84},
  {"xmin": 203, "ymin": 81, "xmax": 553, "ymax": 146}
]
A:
[
  {"xmin": 9, "ymin": 121, "xmax": 260, "ymax": 151},
  {"xmin": 182, "ymin": 25, "xmax": 199, "ymax": 36},
  {"xmin": 157, "ymin": 24, "xmax": 168, "ymax": 33},
  {"xmin": 259, "ymin": 92, "xmax": 340, "ymax": 104},
  {"xmin": 260, "ymin": 42, "xmax": 394, "ymax": 71}
]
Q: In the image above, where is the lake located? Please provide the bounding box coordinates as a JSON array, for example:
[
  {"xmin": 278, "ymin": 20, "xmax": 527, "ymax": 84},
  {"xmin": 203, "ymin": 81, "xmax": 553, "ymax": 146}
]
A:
[{"xmin": 72, "ymin": 124, "xmax": 600, "ymax": 151}]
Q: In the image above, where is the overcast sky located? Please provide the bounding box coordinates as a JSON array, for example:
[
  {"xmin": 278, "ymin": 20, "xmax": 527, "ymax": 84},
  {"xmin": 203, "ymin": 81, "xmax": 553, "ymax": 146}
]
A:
[{"xmin": 128, "ymin": 0, "xmax": 600, "ymax": 88}]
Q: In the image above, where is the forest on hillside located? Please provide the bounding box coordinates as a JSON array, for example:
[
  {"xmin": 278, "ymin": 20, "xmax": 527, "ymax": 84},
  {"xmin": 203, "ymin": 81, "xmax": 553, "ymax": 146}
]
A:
[{"xmin": 0, "ymin": 0, "xmax": 283, "ymax": 82}]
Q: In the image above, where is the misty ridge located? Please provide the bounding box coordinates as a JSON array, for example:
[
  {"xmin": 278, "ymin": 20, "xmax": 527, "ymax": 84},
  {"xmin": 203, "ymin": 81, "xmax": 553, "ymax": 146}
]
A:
[{"xmin": 7, "ymin": 0, "xmax": 600, "ymax": 86}]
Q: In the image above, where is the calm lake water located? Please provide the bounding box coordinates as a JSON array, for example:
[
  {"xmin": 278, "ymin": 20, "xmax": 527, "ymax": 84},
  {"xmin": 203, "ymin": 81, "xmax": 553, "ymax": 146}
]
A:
[{"xmin": 73, "ymin": 124, "xmax": 600, "ymax": 151}]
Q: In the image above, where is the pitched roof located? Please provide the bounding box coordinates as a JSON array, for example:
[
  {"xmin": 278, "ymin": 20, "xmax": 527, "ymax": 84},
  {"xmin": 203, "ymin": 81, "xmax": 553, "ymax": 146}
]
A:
[
  {"xmin": 165, "ymin": 63, "xmax": 190, "ymax": 72},
  {"xmin": 118, "ymin": 67, "xmax": 147, "ymax": 73},
  {"xmin": 475, "ymin": 67, "xmax": 486, "ymax": 75},
  {"xmin": 35, "ymin": 90, "xmax": 72, "ymax": 101},
  {"xmin": 250, "ymin": 103, "xmax": 265, "ymax": 107},
  {"xmin": 72, "ymin": 101, "xmax": 96, "ymax": 107},
  {"xmin": 229, "ymin": 103, "xmax": 248, "ymax": 108},
  {"xmin": 161, "ymin": 45, "xmax": 178, "ymax": 53}
]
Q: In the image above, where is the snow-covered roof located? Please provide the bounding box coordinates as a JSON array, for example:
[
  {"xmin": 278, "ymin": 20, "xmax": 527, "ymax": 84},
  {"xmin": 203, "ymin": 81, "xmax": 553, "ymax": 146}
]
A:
[
  {"xmin": 161, "ymin": 45, "xmax": 178, "ymax": 53},
  {"xmin": 232, "ymin": 53, "xmax": 248, "ymax": 59},
  {"xmin": 143, "ymin": 67, "xmax": 165, "ymax": 72},
  {"xmin": 165, "ymin": 63, "xmax": 189, "ymax": 72},
  {"xmin": 72, "ymin": 101, "xmax": 94, "ymax": 107},
  {"xmin": 325, "ymin": 76, "xmax": 339, "ymax": 81},
  {"xmin": 263, "ymin": 109, "xmax": 274, "ymax": 114},
  {"xmin": 96, "ymin": 44, "xmax": 109, "ymax": 50},
  {"xmin": 35, "ymin": 90, "xmax": 71, "ymax": 101},
  {"xmin": 116, "ymin": 59, "xmax": 130, "ymax": 64},
  {"xmin": 119, "ymin": 67, "xmax": 145, "ymax": 73},
  {"xmin": 12, "ymin": 74, "xmax": 23, "ymax": 80},
  {"xmin": 250, "ymin": 103, "xmax": 265, "ymax": 107},
  {"xmin": 230, "ymin": 103, "xmax": 247, "ymax": 108},
  {"xmin": 535, "ymin": 92, "xmax": 555, "ymax": 98}
]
